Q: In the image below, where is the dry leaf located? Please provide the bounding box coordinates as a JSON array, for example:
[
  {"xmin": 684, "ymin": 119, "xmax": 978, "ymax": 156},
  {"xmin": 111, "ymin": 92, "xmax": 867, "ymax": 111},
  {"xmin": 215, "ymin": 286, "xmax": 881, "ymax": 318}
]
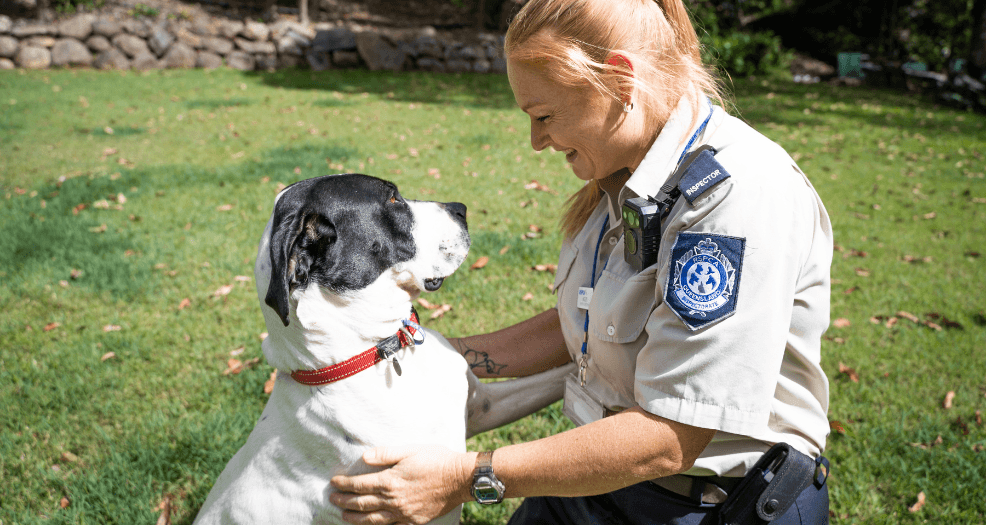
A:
[
  {"xmin": 61, "ymin": 451, "xmax": 79, "ymax": 463},
  {"xmin": 213, "ymin": 284, "xmax": 234, "ymax": 297},
  {"xmin": 44, "ymin": 322, "xmax": 61, "ymax": 332},
  {"xmin": 829, "ymin": 420, "xmax": 846, "ymax": 434},
  {"xmin": 923, "ymin": 212, "xmax": 937, "ymax": 220},
  {"xmin": 89, "ymin": 223, "xmax": 107, "ymax": 233},
  {"xmin": 430, "ymin": 304, "xmax": 452, "ymax": 319},
  {"xmin": 532, "ymin": 264, "xmax": 558, "ymax": 273},
  {"xmin": 60, "ymin": 496, "xmax": 71, "ymax": 509},
  {"xmin": 216, "ymin": 204, "xmax": 234, "ymax": 211},
  {"xmin": 908, "ymin": 491, "xmax": 926, "ymax": 513},
  {"xmin": 234, "ymin": 275, "xmax": 251, "ymax": 282},
  {"xmin": 417, "ymin": 298, "xmax": 440, "ymax": 310},
  {"xmin": 264, "ymin": 370, "xmax": 277, "ymax": 394},
  {"xmin": 103, "ymin": 324, "xmax": 121, "ymax": 332},
  {"xmin": 259, "ymin": 332, "xmax": 268, "ymax": 341},
  {"xmin": 471, "ymin": 256, "xmax": 489, "ymax": 270},
  {"xmin": 178, "ymin": 298, "xmax": 191, "ymax": 310},
  {"xmin": 522, "ymin": 292, "xmax": 534, "ymax": 301},
  {"xmin": 155, "ymin": 495, "xmax": 172, "ymax": 525},
  {"xmin": 499, "ymin": 245, "xmax": 510, "ymax": 255},
  {"xmin": 854, "ymin": 268, "xmax": 870, "ymax": 277},
  {"xmin": 897, "ymin": 311, "xmax": 920, "ymax": 323},
  {"xmin": 838, "ymin": 362, "xmax": 860, "ymax": 383},
  {"xmin": 943, "ymin": 391, "xmax": 955, "ymax": 409},
  {"xmin": 885, "ymin": 317, "xmax": 898, "ymax": 328},
  {"xmin": 230, "ymin": 346, "xmax": 245, "ymax": 356},
  {"xmin": 101, "ymin": 351, "xmax": 116, "ymax": 362},
  {"xmin": 833, "ymin": 318, "xmax": 851, "ymax": 328},
  {"xmin": 223, "ymin": 357, "xmax": 260, "ymax": 376}
]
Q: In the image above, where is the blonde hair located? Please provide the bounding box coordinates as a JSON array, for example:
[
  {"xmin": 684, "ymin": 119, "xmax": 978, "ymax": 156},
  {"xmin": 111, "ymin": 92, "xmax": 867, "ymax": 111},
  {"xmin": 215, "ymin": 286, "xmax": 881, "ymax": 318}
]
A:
[{"xmin": 505, "ymin": 0, "xmax": 725, "ymax": 238}]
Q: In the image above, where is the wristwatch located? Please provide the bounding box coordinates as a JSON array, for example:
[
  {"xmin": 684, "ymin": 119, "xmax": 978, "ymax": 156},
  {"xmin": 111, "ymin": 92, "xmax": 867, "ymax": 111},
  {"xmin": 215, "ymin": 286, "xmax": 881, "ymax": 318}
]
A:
[{"xmin": 471, "ymin": 451, "xmax": 505, "ymax": 504}]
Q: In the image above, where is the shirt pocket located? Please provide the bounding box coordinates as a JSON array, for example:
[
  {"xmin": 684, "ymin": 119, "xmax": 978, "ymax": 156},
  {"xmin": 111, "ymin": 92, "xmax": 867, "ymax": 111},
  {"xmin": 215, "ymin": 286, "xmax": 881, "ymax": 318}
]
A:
[{"xmin": 589, "ymin": 263, "xmax": 660, "ymax": 344}]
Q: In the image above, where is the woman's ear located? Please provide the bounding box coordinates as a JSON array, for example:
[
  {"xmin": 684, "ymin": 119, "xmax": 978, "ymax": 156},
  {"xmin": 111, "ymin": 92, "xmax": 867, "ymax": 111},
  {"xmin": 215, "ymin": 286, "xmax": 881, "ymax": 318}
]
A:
[{"xmin": 605, "ymin": 53, "xmax": 635, "ymax": 108}]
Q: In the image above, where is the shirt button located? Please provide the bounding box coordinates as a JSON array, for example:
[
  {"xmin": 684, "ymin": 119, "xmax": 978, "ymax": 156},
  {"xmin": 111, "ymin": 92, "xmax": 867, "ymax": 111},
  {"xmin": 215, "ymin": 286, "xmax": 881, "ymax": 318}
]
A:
[
  {"xmin": 607, "ymin": 325, "xmax": 615, "ymax": 336},
  {"xmin": 608, "ymin": 236, "xmax": 618, "ymax": 246}
]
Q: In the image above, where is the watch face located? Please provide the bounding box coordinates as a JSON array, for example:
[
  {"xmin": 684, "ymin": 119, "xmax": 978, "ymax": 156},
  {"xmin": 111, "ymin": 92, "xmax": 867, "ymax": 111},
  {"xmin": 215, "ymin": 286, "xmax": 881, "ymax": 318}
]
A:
[{"xmin": 473, "ymin": 476, "xmax": 502, "ymax": 503}]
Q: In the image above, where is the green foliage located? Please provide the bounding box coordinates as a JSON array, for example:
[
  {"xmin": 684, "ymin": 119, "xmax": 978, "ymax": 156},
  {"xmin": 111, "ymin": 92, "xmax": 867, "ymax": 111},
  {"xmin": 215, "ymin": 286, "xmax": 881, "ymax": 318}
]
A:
[
  {"xmin": 128, "ymin": 2, "xmax": 160, "ymax": 18},
  {"xmin": 52, "ymin": 0, "xmax": 104, "ymax": 14},
  {"xmin": 688, "ymin": 0, "xmax": 792, "ymax": 76},
  {"xmin": 1, "ymin": 68, "xmax": 985, "ymax": 524}
]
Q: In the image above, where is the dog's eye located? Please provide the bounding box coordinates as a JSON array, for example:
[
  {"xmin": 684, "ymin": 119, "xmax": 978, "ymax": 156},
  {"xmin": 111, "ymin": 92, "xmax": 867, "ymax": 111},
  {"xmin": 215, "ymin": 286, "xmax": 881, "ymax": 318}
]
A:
[{"xmin": 389, "ymin": 196, "xmax": 397, "ymax": 204}]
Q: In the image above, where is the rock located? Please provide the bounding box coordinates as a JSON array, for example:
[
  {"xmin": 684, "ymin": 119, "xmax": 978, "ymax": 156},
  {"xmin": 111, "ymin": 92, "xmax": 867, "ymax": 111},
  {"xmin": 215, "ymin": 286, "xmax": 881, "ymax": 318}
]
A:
[
  {"xmin": 94, "ymin": 47, "xmax": 130, "ymax": 69},
  {"xmin": 176, "ymin": 28, "xmax": 201, "ymax": 49},
  {"xmin": 12, "ymin": 23, "xmax": 54, "ymax": 38},
  {"xmin": 191, "ymin": 17, "xmax": 218, "ymax": 36},
  {"xmin": 0, "ymin": 35, "xmax": 19, "ymax": 58},
  {"xmin": 791, "ymin": 54, "xmax": 836, "ymax": 78},
  {"xmin": 148, "ymin": 26, "xmax": 173, "ymax": 56},
  {"xmin": 276, "ymin": 30, "xmax": 309, "ymax": 56},
  {"xmin": 85, "ymin": 35, "xmax": 111, "ymax": 52},
  {"xmin": 412, "ymin": 34, "xmax": 442, "ymax": 58},
  {"xmin": 163, "ymin": 42, "xmax": 195, "ymax": 68},
  {"xmin": 416, "ymin": 56, "xmax": 445, "ymax": 72},
  {"xmin": 278, "ymin": 53, "xmax": 303, "ymax": 69},
  {"xmin": 51, "ymin": 38, "xmax": 93, "ymax": 67},
  {"xmin": 0, "ymin": 58, "xmax": 14, "ymax": 69},
  {"xmin": 355, "ymin": 31, "xmax": 406, "ymax": 71},
  {"xmin": 445, "ymin": 59, "xmax": 471, "ymax": 74},
  {"xmin": 473, "ymin": 58, "xmax": 491, "ymax": 73},
  {"xmin": 226, "ymin": 50, "xmax": 254, "ymax": 70},
  {"xmin": 270, "ymin": 20, "xmax": 314, "ymax": 41},
  {"xmin": 201, "ymin": 36, "xmax": 233, "ymax": 55},
  {"xmin": 92, "ymin": 18, "xmax": 122, "ymax": 38},
  {"xmin": 16, "ymin": 45, "xmax": 51, "ymax": 69},
  {"xmin": 25, "ymin": 36, "xmax": 56, "ymax": 48},
  {"xmin": 234, "ymin": 37, "xmax": 275, "ymax": 54},
  {"xmin": 121, "ymin": 18, "xmax": 150, "ymax": 38},
  {"xmin": 311, "ymin": 26, "xmax": 356, "ymax": 52},
  {"xmin": 242, "ymin": 21, "xmax": 269, "ymax": 42},
  {"xmin": 130, "ymin": 49, "xmax": 158, "ymax": 70},
  {"xmin": 256, "ymin": 53, "xmax": 278, "ymax": 70},
  {"xmin": 218, "ymin": 20, "xmax": 244, "ymax": 39},
  {"xmin": 306, "ymin": 50, "xmax": 331, "ymax": 71},
  {"xmin": 196, "ymin": 50, "xmax": 222, "ymax": 69},
  {"xmin": 112, "ymin": 33, "xmax": 149, "ymax": 58},
  {"xmin": 332, "ymin": 50, "xmax": 360, "ymax": 68},
  {"xmin": 58, "ymin": 14, "xmax": 95, "ymax": 40},
  {"xmin": 0, "ymin": 15, "xmax": 12, "ymax": 34}
]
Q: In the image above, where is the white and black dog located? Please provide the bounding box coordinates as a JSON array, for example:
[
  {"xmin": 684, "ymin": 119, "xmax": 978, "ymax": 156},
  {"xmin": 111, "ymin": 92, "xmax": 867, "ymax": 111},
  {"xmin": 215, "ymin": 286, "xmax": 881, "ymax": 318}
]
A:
[{"xmin": 193, "ymin": 174, "xmax": 574, "ymax": 524}]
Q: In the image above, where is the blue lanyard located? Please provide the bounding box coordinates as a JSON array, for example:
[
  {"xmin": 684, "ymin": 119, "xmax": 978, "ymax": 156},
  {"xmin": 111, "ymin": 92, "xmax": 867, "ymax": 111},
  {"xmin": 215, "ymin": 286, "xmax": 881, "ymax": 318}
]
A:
[{"xmin": 576, "ymin": 100, "xmax": 714, "ymax": 385}]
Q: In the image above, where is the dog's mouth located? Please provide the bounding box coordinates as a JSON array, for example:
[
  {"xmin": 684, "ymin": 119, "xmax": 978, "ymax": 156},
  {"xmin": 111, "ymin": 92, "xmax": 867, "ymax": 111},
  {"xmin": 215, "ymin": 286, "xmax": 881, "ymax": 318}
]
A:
[{"xmin": 423, "ymin": 277, "xmax": 445, "ymax": 291}]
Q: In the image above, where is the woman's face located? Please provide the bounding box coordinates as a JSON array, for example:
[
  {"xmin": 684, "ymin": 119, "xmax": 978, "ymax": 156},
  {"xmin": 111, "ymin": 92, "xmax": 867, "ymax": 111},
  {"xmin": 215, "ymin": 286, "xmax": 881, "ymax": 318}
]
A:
[{"xmin": 507, "ymin": 57, "xmax": 649, "ymax": 182}]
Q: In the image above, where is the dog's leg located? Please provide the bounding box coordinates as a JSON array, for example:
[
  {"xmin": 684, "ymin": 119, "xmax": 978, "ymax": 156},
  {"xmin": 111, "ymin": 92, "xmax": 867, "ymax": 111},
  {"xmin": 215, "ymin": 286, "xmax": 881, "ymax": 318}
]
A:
[{"xmin": 465, "ymin": 362, "xmax": 576, "ymax": 438}]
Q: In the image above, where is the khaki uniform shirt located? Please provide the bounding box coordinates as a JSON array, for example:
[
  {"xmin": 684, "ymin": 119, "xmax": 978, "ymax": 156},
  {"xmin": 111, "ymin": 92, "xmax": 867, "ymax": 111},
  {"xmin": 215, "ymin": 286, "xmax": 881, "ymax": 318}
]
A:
[{"xmin": 553, "ymin": 96, "xmax": 833, "ymax": 477}]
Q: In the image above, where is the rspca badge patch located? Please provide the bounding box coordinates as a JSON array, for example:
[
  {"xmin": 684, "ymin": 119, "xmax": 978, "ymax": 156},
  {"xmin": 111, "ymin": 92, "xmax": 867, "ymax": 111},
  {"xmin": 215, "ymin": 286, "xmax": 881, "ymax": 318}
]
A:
[{"xmin": 665, "ymin": 232, "xmax": 745, "ymax": 331}]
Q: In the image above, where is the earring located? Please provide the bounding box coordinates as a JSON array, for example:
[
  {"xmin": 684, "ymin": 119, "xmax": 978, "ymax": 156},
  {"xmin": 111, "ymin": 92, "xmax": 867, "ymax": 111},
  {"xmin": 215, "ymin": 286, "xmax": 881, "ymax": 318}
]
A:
[{"xmin": 623, "ymin": 101, "xmax": 634, "ymax": 113}]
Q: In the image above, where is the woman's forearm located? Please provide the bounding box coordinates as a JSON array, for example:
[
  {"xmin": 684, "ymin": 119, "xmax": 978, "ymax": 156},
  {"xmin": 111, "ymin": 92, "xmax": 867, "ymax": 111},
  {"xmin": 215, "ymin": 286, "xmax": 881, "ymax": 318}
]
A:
[{"xmin": 449, "ymin": 307, "xmax": 572, "ymax": 378}]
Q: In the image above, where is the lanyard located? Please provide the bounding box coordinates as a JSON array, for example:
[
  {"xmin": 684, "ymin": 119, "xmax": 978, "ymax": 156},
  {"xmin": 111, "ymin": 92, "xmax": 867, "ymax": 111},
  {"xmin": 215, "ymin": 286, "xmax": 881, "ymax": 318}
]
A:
[{"xmin": 576, "ymin": 100, "xmax": 714, "ymax": 387}]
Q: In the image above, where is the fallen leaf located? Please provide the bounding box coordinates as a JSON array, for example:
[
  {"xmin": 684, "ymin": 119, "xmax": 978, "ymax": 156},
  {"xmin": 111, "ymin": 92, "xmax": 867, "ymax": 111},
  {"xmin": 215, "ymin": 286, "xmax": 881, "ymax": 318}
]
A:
[
  {"xmin": 223, "ymin": 357, "xmax": 260, "ymax": 376},
  {"xmin": 943, "ymin": 391, "xmax": 955, "ymax": 409},
  {"xmin": 832, "ymin": 318, "xmax": 851, "ymax": 328},
  {"xmin": 829, "ymin": 420, "xmax": 846, "ymax": 434},
  {"xmin": 897, "ymin": 311, "xmax": 920, "ymax": 323},
  {"xmin": 103, "ymin": 324, "xmax": 121, "ymax": 332},
  {"xmin": 61, "ymin": 451, "xmax": 79, "ymax": 463},
  {"xmin": 44, "ymin": 322, "xmax": 61, "ymax": 332},
  {"xmin": 70, "ymin": 269, "xmax": 83, "ymax": 279},
  {"xmin": 976, "ymin": 410, "xmax": 982, "ymax": 425},
  {"xmin": 101, "ymin": 351, "xmax": 116, "ymax": 362},
  {"xmin": 885, "ymin": 317, "xmax": 898, "ymax": 328},
  {"xmin": 869, "ymin": 316, "xmax": 882, "ymax": 324},
  {"xmin": 965, "ymin": 251, "xmax": 981, "ymax": 258},
  {"xmin": 72, "ymin": 203, "xmax": 86, "ymax": 215},
  {"xmin": 216, "ymin": 204, "xmax": 234, "ymax": 211},
  {"xmin": 230, "ymin": 346, "xmax": 245, "ymax": 356},
  {"xmin": 259, "ymin": 332, "xmax": 268, "ymax": 341},
  {"xmin": 532, "ymin": 264, "xmax": 558, "ymax": 273},
  {"xmin": 213, "ymin": 284, "xmax": 234, "ymax": 297},
  {"xmin": 838, "ymin": 362, "xmax": 860, "ymax": 383},
  {"xmin": 89, "ymin": 223, "xmax": 108, "ymax": 233},
  {"xmin": 155, "ymin": 495, "xmax": 172, "ymax": 525},
  {"xmin": 471, "ymin": 256, "xmax": 489, "ymax": 270},
  {"xmin": 923, "ymin": 212, "xmax": 937, "ymax": 220},
  {"xmin": 499, "ymin": 245, "xmax": 510, "ymax": 255},
  {"xmin": 522, "ymin": 292, "xmax": 534, "ymax": 301},
  {"xmin": 264, "ymin": 370, "xmax": 277, "ymax": 394},
  {"xmin": 854, "ymin": 268, "xmax": 870, "ymax": 277},
  {"xmin": 178, "ymin": 298, "xmax": 191, "ymax": 310},
  {"xmin": 60, "ymin": 496, "xmax": 71, "ymax": 509},
  {"xmin": 416, "ymin": 298, "xmax": 440, "ymax": 310},
  {"xmin": 234, "ymin": 275, "xmax": 251, "ymax": 282},
  {"xmin": 844, "ymin": 286, "xmax": 858, "ymax": 295},
  {"xmin": 430, "ymin": 304, "xmax": 452, "ymax": 319},
  {"xmin": 924, "ymin": 320, "xmax": 944, "ymax": 331},
  {"xmin": 908, "ymin": 491, "xmax": 926, "ymax": 513}
]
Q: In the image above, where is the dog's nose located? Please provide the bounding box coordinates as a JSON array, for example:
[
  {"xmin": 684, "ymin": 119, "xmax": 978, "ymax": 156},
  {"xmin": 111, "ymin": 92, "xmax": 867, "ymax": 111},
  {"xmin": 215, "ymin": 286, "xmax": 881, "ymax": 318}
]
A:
[{"xmin": 443, "ymin": 202, "xmax": 467, "ymax": 223}]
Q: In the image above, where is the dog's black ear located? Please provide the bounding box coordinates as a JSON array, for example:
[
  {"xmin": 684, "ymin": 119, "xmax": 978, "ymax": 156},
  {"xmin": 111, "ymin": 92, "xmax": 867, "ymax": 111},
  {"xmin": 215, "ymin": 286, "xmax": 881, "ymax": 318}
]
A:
[{"xmin": 265, "ymin": 207, "xmax": 337, "ymax": 327}]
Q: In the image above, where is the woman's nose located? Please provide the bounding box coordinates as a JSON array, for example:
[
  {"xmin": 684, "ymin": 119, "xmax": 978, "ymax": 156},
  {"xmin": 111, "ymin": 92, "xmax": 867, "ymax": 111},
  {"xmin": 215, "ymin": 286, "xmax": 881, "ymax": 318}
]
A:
[{"xmin": 530, "ymin": 123, "xmax": 548, "ymax": 152}]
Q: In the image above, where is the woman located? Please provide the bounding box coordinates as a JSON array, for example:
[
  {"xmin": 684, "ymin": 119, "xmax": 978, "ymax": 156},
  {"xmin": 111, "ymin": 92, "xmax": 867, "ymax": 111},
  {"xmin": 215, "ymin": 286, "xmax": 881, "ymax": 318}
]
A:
[{"xmin": 330, "ymin": 0, "xmax": 833, "ymax": 523}]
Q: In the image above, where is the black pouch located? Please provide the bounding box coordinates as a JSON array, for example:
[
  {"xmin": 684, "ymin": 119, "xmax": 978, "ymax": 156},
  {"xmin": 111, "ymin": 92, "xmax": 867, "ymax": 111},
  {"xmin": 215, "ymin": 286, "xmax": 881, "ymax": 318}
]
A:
[{"xmin": 719, "ymin": 443, "xmax": 822, "ymax": 525}]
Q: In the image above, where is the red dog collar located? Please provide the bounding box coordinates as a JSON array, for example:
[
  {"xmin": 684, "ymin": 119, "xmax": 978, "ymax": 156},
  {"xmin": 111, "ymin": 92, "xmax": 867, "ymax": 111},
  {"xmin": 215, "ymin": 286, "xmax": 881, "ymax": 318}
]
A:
[{"xmin": 290, "ymin": 309, "xmax": 422, "ymax": 386}]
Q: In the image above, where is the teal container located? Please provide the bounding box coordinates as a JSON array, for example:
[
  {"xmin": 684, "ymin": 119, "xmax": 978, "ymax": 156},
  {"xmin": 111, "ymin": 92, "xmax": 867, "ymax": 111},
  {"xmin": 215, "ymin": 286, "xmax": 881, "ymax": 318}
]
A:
[{"xmin": 838, "ymin": 52, "xmax": 863, "ymax": 78}]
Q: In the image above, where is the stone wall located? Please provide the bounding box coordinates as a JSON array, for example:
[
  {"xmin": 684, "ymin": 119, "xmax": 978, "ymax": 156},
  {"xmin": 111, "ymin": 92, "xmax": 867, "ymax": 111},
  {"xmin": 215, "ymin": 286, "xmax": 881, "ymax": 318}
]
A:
[{"xmin": 0, "ymin": 13, "xmax": 506, "ymax": 73}]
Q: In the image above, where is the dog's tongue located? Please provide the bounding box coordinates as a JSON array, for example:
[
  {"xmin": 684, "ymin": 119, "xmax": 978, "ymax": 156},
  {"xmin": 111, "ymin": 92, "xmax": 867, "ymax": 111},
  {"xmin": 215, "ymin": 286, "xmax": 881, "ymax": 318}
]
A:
[{"xmin": 424, "ymin": 277, "xmax": 444, "ymax": 291}]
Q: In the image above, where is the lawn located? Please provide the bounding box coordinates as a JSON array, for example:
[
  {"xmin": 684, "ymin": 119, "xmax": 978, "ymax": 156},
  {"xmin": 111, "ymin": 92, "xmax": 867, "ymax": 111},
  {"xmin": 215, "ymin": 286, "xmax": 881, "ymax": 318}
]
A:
[{"xmin": 0, "ymin": 66, "xmax": 984, "ymax": 524}]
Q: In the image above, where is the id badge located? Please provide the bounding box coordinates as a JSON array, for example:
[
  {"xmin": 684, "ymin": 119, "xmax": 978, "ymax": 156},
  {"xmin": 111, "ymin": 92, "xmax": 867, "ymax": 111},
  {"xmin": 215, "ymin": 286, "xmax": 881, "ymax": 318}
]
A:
[{"xmin": 562, "ymin": 373, "xmax": 606, "ymax": 427}]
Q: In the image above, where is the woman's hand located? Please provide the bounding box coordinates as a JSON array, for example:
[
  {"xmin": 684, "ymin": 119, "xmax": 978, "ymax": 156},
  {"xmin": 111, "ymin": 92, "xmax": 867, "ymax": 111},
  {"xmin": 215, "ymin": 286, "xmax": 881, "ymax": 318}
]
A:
[{"xmin": 330, "ymin": 445, "xmax": 476, "ymax": 525}]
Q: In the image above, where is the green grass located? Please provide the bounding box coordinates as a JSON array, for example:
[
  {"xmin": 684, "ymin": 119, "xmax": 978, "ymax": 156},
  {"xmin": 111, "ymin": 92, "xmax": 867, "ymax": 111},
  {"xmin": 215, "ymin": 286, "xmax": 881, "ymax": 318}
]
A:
[{"xmin": 1, "ymin": 66, "xmax": 984, "ymax": 524}]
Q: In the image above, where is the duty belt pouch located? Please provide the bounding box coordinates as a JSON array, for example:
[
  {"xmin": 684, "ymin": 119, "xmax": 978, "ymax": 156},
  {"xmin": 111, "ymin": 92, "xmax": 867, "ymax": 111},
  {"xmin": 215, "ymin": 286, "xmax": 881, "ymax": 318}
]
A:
[{"xmin": 719, "ymin": 443, "xmax": 819, "ymax": 525}]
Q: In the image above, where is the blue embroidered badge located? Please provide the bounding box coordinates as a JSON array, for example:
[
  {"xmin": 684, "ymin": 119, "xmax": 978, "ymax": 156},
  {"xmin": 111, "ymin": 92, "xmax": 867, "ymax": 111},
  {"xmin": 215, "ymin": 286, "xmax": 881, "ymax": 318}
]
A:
[
  {"xmin": 665, "ymin": 232, "xmax": 745, "ymax": 331},
  {"xmin": 678, "ymin": 149, "xmax": 731, "ymax": 204}
]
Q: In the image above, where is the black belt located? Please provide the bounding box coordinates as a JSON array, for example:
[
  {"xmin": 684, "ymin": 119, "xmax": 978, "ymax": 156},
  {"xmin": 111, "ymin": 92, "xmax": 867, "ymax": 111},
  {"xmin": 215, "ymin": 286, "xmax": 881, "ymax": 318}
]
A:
[{"xmin": 650, "ymin": 474, "xmax": 742, "ymax": 504}]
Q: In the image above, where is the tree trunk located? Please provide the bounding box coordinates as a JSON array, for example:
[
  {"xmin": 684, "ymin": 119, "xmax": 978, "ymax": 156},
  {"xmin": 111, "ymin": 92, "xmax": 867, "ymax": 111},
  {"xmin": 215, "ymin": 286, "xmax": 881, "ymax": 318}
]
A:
[
  {"xmin": 970, "ymin": 0, "xmax": 986, "ymax": 78},
  {"xmin": 300, "ymin": 0, "xmax": 309, "ymax": 25}
]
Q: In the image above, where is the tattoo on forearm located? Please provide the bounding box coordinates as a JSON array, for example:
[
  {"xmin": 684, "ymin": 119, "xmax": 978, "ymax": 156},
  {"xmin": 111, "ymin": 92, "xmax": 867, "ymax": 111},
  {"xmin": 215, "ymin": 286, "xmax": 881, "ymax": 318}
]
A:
[{"xmin": 454, "ymin": 339, "xmax": 507, "ymax": 375}]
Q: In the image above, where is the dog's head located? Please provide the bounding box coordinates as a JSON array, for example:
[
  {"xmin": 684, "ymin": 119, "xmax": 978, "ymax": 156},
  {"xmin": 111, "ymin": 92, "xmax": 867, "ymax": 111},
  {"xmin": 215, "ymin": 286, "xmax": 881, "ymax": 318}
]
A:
[{"xmin": 263, "ymin": 174, "xmax": 470, "ymax": 327}]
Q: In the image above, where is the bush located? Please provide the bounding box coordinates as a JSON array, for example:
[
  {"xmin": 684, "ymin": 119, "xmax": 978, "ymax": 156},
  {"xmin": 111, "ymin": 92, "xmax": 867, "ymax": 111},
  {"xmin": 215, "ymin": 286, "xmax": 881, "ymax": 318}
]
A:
[{"xmin": 702, "ymin": 29, "xmax": 790, "ymax": 77}]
